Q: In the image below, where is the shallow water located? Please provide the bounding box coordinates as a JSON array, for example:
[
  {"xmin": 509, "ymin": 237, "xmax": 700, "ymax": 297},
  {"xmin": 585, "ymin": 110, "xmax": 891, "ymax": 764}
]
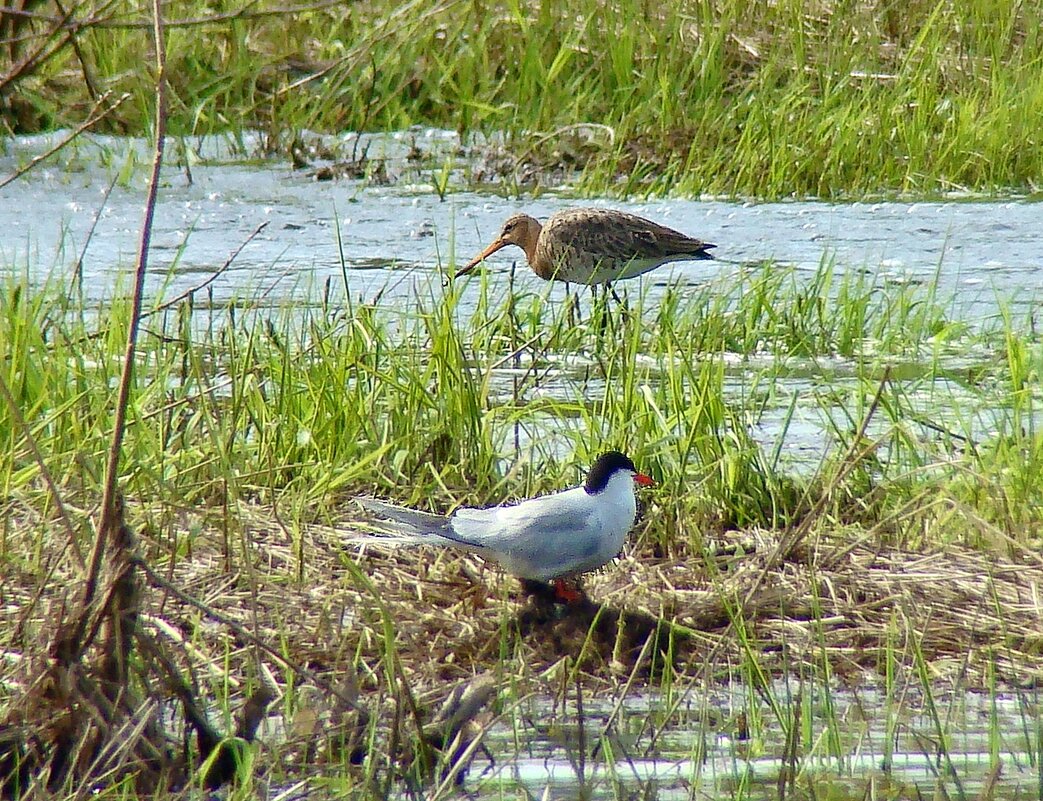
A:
[
  {"xmin": 6, "ymin": 134, "xmax": 1043, "ymax": 799},
  {"xmin": 464, "ymin": 684, "xmax": 1041, "ymax": 800},
  {"xmin": 3, "ymin": 130, "xmax": 1042, "ymax": 318},
  {"xmin": 2, "ymin": 130, "xmax": 1040, "ymax": 471}
]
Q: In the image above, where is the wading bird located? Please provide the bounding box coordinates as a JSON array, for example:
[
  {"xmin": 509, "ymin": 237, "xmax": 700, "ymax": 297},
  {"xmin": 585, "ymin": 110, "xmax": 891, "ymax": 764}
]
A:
[{"xmin": 456, "ymin": 208, "xmax": 715, "ymax": 300}]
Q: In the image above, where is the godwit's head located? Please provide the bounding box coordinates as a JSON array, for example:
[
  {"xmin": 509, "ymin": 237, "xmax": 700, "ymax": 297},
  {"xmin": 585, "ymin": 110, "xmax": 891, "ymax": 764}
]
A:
[{"xmin": 456, "ymin": 213, "xmax": 542, "ymax": 277}]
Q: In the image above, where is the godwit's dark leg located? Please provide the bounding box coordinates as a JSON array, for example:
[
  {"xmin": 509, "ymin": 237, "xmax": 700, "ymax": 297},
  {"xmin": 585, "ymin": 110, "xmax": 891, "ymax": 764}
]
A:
[
  {"xmin": 565, "ymin": 281, "xmax": 582, "ymax": 327},
  {"xmin": 609, "ymin": 283, "xmax": 632, "ymax": 326},
  {"xmin": 591, "ymin": 283, "xmax": 612, "ymax": 335}
]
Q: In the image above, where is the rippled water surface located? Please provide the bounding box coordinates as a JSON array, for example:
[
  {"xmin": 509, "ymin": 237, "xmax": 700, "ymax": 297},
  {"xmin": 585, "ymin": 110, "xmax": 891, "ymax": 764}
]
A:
[
  {"xmin": 3, "ymin": 130, "xmax": 1042, "ymax": 319},
  {"xmin": 4, "ymin": 130, "xmax": 1042, "ymax": 472},
  {"xmin": 465, "ymin": 685, "xmax": 1041, "ymax": 800}
]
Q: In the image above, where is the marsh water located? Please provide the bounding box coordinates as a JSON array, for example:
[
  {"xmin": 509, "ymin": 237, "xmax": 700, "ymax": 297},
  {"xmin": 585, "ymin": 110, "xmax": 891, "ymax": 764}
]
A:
[
  {"xmin": 5, "ymin": 132, "xmax": 1043, "ymax": 798},
  {"xmin": 469, "ymin": 684, "xmax": 1041, "ymax": 800},
  {"xmin": 4, "ymin": 130, "xmax": 1042, "ymax": 314},
  {"xmin": 4, "ymin": 130, "xmax": 1042, "ymax": 472}
]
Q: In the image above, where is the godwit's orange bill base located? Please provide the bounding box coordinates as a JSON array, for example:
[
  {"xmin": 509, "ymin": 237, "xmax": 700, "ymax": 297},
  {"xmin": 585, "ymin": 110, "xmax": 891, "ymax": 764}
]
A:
[{"xmin": 455, "ymin": 207, "xmax": 716, "ymax": 286}]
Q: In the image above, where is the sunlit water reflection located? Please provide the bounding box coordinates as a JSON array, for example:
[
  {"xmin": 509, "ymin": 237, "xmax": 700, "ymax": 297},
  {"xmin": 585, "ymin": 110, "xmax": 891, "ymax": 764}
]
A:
[
  {"xmin": 3, "ymin": 131, "xmax": 1040, "ymax": 471},
  {"xmin": 406, "ymin": 683, "xmax": 1040, "ymax": 800}
]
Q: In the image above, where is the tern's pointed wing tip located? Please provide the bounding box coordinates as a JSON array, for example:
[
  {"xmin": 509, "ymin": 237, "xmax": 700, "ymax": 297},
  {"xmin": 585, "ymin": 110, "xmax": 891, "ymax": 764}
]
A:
[
  {"xmin": 355, "ymin": 496, "xmax": 415, "ymax": 519},
  {"xmin": 354, "ymin": 496, "xmax": 386, "ymax": 513}
]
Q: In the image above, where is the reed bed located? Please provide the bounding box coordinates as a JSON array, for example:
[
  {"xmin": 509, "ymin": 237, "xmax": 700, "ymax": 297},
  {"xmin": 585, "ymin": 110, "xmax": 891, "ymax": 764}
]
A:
[
  {"xmin": 4, "ymin": 489, "xmax": 1043, "ymax": 795},
  {"xmin": 5, "ymin": 0, "xmax": 1043, "ymax": 197},
  {"xmin": 1, "ymin": 259, "xmax": 1035, "ymax": 544},
  {"xmin": 2, "ymin": 258, "xmax": 1042, "ymax": 795}
]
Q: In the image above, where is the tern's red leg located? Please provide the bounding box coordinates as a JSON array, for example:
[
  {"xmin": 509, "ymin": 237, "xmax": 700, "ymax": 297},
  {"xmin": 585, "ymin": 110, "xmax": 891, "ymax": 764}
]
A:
[{"xmin": 552, "ymin": 579, "xmax": 584, "ymax": 605}]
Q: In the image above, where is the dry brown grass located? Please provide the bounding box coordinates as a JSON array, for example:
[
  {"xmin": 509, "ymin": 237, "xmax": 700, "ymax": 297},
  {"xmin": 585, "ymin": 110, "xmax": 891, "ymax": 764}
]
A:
[
  {"xmin": 9, "ymin": 500, "xmax": 1040, "ymax": 694},
  {"xmin": 3, "ymin": 499, "xmax": 1043, "ymax": 793}
]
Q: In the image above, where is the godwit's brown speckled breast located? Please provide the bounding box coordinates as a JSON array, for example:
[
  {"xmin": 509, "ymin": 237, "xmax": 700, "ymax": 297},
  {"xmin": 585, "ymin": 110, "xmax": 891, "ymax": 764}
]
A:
[{"xmin": 456, "ymin": 207, "xmax": 715, "ymax": 285}]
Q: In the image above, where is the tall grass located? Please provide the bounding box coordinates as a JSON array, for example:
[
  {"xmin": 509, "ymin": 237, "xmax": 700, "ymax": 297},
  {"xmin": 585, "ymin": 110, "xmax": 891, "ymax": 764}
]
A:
[
  {"xmin": 1, "ymin": 254, "xmax": 1040, "ymax": 562},
  {"xmin": 3, "ymin": 256, "xmax": 1043, "ymax": 801},
  {"xmin": 9, "ymin": 0, "xmax": 1043, "ymax": 197}
]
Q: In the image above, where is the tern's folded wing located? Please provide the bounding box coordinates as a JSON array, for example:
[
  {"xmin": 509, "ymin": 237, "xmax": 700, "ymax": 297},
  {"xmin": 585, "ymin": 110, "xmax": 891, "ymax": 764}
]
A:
[
  {"xmin": 449, "ymin": 488, "xmax": 590, "ymax": 543},
  {"xmin": 356, "ymin": 497, "xmax": 449, "ymax": 536},
  {"xmin": 448, "ymin": 489, "xmax": 604, "ymax": 579}
]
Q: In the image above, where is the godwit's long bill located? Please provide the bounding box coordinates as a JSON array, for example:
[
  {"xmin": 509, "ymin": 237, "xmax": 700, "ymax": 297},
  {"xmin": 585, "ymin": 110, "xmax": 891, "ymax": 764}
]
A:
[{"xmin": 456, "ymin": 207, "xmax": 715, "ymax": 286}]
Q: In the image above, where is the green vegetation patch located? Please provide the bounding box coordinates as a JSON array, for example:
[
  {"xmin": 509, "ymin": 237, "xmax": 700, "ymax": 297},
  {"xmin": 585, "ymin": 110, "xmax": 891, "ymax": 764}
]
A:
[
  {"xmin": 5, "ymin": 0, "xmax": 1043, "ymax": 196},
  {"xmin": 3, "ymin": 257, "xmax": 1043, "ymax": 796},
  {"xmin": 1, "ymin": 259, "xmax": 1040, "ymax": 557}
]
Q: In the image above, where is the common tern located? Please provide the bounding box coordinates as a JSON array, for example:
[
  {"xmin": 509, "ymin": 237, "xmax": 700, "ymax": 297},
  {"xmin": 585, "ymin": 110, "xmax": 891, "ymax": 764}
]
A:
[{"xmin": 353, "ymin": 451, "xmax": 654, "ymax": 600}]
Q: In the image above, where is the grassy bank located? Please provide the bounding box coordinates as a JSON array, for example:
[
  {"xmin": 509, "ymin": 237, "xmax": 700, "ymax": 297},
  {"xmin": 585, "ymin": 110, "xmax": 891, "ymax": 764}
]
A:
[
  {"xmin": 4, "ymin": 260, "xmax": 1043, "ymax": 796},
  {"xmin": 5, "ymin": 0, "xmax": 1043, "ymax": 197},
  {"xmin": 1, "ymin": 260, "xmax": 1039, "ymax": 558}
]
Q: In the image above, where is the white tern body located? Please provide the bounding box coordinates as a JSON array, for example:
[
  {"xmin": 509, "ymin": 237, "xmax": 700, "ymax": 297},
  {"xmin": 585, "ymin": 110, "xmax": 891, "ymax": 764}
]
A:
[{"xmin": 352, "ymin": 453, "xmax": 652, "ymax": 583}]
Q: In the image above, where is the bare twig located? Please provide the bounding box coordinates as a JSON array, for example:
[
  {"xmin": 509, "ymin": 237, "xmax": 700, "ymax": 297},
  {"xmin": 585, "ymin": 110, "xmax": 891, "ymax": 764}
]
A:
[
  {"xmin": 70, "ymin": 172, "xmax": 121, "ymax": 294},
  {"xmin": 780, "ymin": 366, "xmax": 892, "ymax": 555},
  {"xmin": 75, "ymin": 0, "xmax": 166, "ymax": 651},
  {"xmin": 689, "ymin": 368, "xmax": 893, "ymax": 692},
  {"xmin": 52, "ymin": 0, "xmax": 101, "ymax": 100},
  {"xmin": 729, "ymin": 367, "xmax": 891, "ymax": 617},
  {"xmin": 141, "ymin": 221, "xmax": 270, "ymax": 319},
  {"xmin": 0, "ymin": 91, "xmax": 131, "ymax": 189},
  {"xmin": 0, "ymin": 0, "xmax": 120, "ymax": 43},
  {"xmin": 0, "ymin": 2, "xmax": 76, "ymax": 91},
  {"xmin": 14, "ymin": 0, "xmax": 346, "ymax": 30},
  {"xmin": 133, "ymin": 557, "xmax": 365, "ymax": 713}
]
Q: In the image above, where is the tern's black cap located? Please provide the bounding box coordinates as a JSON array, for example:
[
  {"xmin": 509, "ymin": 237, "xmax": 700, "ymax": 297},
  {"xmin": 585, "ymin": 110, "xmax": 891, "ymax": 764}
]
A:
[{"xmin": 584, "ymin": 451, "xmax": 637, "ymax": 494}]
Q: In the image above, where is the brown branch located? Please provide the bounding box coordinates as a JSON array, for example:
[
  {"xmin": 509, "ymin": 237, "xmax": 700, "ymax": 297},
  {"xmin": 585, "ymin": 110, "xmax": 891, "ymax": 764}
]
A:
[
  {"xmin": 0, "ymin": 91, "xmax": 130, "ymax": 189},
  {"xmin": 0, "ymin": 2, "xmax": 75, "ymax": 90},
  {"xmin": 75, "ymin": 0, "xmax": 167, "ymax": 652},
  {"xmin": 0, "ymin": 30, "xmax": 71, "ymax": 88},
  {"xmin": 52, "ymin": 0, "xmax": 102, "ymax": 101}
]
